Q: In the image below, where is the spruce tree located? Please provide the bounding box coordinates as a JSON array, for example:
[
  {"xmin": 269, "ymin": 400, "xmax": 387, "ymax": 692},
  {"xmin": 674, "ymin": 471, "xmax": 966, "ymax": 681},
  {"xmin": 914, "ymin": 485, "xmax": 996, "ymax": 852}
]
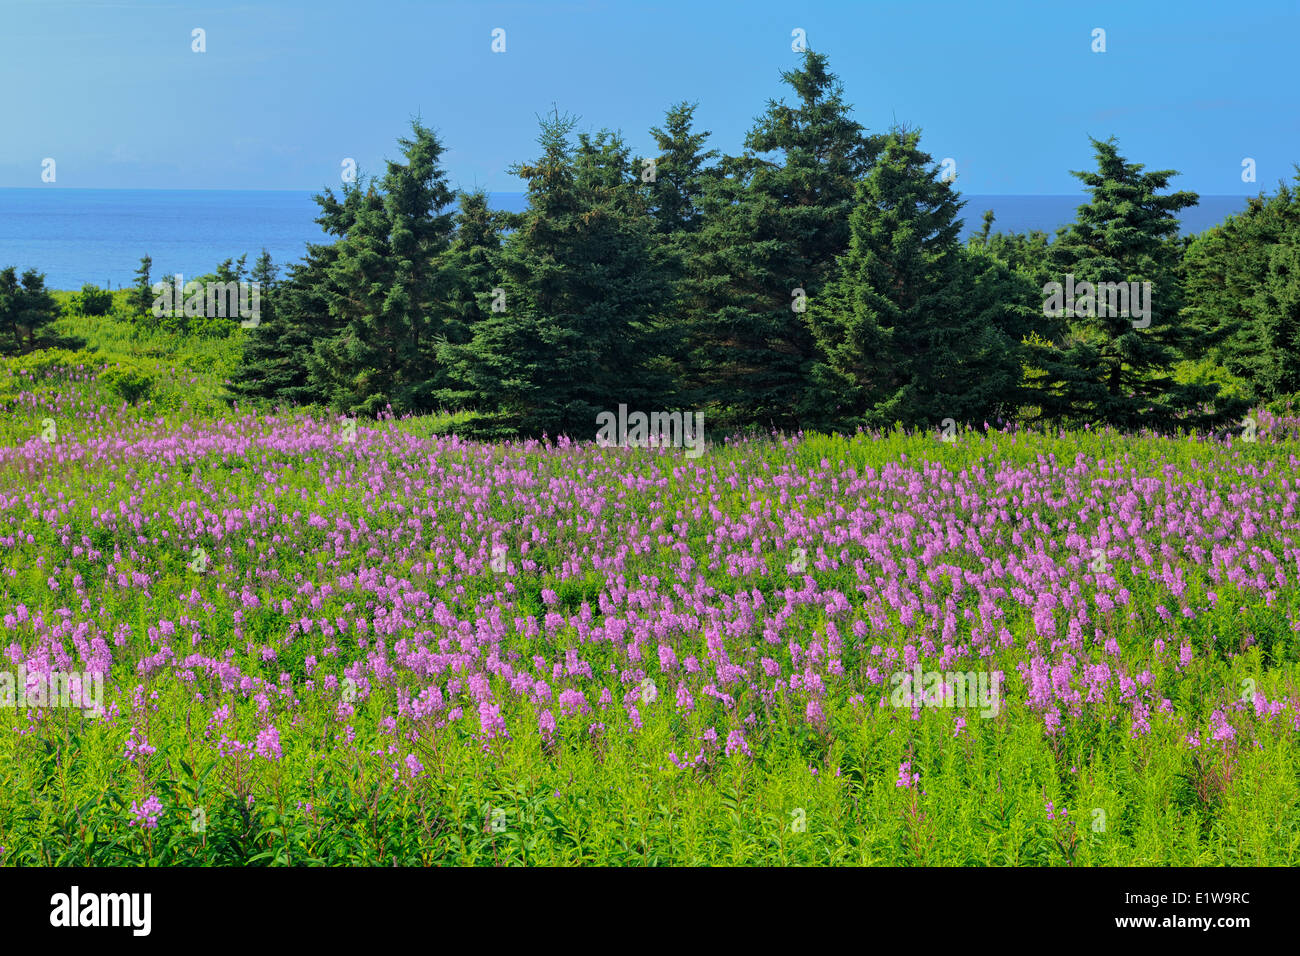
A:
[
  {"xmin": 228, "ymin": 181, "xmax": 369, "ymax": 406},
  {"xmin": 643, "ymin": 102, "xmax": 719, "ymax": 407},
  {"xmin": 432, "ymin": 190, "xmax": 506, "ymax": 412},
  {"xmin": 1181, "ymin": 172, "xmax": 1300, "ymax": 402},
  {"xmin": 1030, "ymin": 137, "xmax": 1244, "ymax": 432},
  {"xmin": 646, "ymin": 101, "xmax": 718, "ymax": 238},
  {"xmin": 0, "ymin": 267, "xmax": 59, "ymax": 355},
  {"xmin": 307, "ymin": 121, "xmax": 458, "ymax": 417},
  {"xmin": 447, "ymin": 112, "xmax": 673, "ymax": 438},
  {"xmin": 131, "ymin": 255, "xmax": 153, "ymax": 316},
  {"xmin": 685, "ymin": 50, "xmax": 878, "ymax": 430},
  {"xmin": 1263, "ymin": 228, "xmax": 1300, "ymax": 398},
  {"xmin": 809, "ymin": 128, "xmax": 1020, "ymax": 430}
]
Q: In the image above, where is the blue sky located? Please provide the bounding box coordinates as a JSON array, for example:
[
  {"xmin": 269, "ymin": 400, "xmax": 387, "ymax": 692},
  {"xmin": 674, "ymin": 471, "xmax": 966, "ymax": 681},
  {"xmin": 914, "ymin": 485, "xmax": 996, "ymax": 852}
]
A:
[{"xmin": 2, "ymin": 0, "xmax": 1296, "ymax": 194}]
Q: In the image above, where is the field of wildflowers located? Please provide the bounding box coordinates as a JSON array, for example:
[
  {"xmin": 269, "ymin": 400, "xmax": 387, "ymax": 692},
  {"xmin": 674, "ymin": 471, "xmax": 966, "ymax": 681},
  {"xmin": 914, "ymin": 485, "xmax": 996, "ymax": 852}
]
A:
[{"xmin": 1, "ymin": 353, "xmax": 1298, "ymax": 866}]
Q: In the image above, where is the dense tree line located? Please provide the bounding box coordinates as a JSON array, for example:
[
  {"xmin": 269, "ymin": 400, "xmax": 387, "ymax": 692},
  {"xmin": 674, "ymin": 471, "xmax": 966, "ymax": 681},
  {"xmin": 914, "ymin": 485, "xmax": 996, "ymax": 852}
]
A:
[{"xmin": 7, "ymin": 51, "xmax": 1298, "ymax": 438}]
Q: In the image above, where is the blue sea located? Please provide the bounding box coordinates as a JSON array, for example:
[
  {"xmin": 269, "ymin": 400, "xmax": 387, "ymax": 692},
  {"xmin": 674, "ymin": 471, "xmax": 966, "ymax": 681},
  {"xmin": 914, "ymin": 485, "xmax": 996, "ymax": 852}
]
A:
[{"xmin": 0, "ymin": 188, "xmax": 1256, "ymax": 291}]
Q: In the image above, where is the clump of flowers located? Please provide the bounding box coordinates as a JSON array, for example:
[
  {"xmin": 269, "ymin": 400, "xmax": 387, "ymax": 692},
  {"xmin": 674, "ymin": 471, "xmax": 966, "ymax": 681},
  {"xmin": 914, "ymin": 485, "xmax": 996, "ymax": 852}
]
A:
[
  {"xmin": 895, "ymin": 761, "xmax": 920, "ymax": 789},
  {"xmin": 128, "ymin": 795, "xmax": 163, "ymax": 829}
]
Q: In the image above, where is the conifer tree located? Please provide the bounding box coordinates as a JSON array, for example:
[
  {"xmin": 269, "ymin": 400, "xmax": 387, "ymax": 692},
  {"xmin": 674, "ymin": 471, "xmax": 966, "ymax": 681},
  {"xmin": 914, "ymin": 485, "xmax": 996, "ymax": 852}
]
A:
[
  {"xmin": 1030, "ymin": 137, "xmax": 1244, "ymax": 431},
  {"xmin": 1262, "ymin": 229, "xmax": 1300, "ymax": 398},
  {"xmin": 131, "ymin": 255, "xmax": 153, "ymax": 316},
  {"xmin": 643, "ymin": 102, "xmax": 719, "ymax": 406},
  {"xmin": 308, "ymin": 121, "xmax": 458, "ymax": 417},
  {"xmin": 809, "ymin": 128, "xmax": 1020, "ymax": 430},
  {"xmin": 646, "ymin": 102, "xmax": 718, "ymax": 238},
  {"xmin": 229, "ymin": 182, "xmax": 369, "ymax": 406},
  {"xmin": 685, "ymin": 50, "xmax": 878, "ymax": 430},
  {"xmin": 447, "ymin": 112, "xmax": 673, "ymax": 438},
  {"xmin": 1181, "ymin": 172, "xmax": 1300, "ymax": 402},
  {"xmin": 432, "ymin": 190, "xmax": 506, "ymax": 412},
  {"xmin": 0, "ymin": 267, "xmax": 59, "ymax": 355}
]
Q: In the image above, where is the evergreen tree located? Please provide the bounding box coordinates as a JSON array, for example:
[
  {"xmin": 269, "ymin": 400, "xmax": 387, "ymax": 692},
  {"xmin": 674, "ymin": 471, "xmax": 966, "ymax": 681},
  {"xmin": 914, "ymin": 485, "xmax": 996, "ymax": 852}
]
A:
[
  {"xmin": 1262, "ymin": 227, "xmax": 1300, "ymax": 397},
  {"xmin": 222, "ymin": 251, "xmax": 278, "ymax": 400},
  {"xmin": 229, "ymin": 252, "xmax": 340, "ymax": 406},
  {"xmin": 228, "ymin": 183, "xmax": 370, "ymax": 406},
  {"xmin": 131, "ymin": 255, "xmax": 153, "ymax": 315},
  {"xmin": 809, "ymin": 128, "xmax": 1020, "ymax": 430},
  {"xmin": 646, "ymin": 101, "xmax": 718, "ymax": 237},
  {"xmin": 0, "ymin": 267, "xmax": 60, "ymax": 355},
  {"xmin": 447, "ymin": 111, "xmax": 673, "ymax": 438},
  {"xmin": 213, "ymin": 255, "xmax": 248, "ymax": 285},
  {"xmin": 307, "ymin": 122, "xmax": 458, "ymax": 417},
  {"xmin": 249, "ymin": 250, "xmax": 276, "ymax": 306},
  {"xmin": 1030, "ymin": 137, "xmax": 1243, "ymax": 432},
  {"xmin": 1181, "ymin": 172, "xmax": 1300, "ymax": 402},
  {"xmin": 431, "ymin": 190, "xmax": 506, "ymax": 412},
  {"xmin": 643, "ymin": 102, "xmax": 719, "ymax": 406},
  {"xmin": 966, "ymin": 214, "xmax": 1055, "ymax": 415},
  {"xmin": 685, "ymin": 50, "xmax": 878, "ymax": 430},
  {"xmin": 968, "ymin": 219, "xmax": 1054, "ymax": 290}
]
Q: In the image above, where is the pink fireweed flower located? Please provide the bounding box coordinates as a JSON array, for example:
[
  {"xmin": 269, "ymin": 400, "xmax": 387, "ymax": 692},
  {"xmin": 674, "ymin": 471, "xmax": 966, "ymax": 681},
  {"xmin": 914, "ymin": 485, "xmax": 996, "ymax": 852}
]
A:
[
  {"xmin": 537, "ymin": 707, "xmax": 557, "ymax": 741},
  {"xmin": 724, "ymin": 730, "xmax": 751, "ymax": 757},
  {"xmin": 128, "ymin": 795, "xmax": 163, "ymax": 829},
  {"xmin": 255, "ymin": 724, "xmax": 282, "ymax": 761},
  {"xmin": 1209, "ymin": 709, "xmax": 1236, "ymax": 745},
  {"xmin": 478, "ymin": 700, "xmax": 509, "ymax": 739},
  {"xmin": 558, "ymin": 688, "xmax": 589, "ymax": 717},
  {"xmin": 123, "ymin": 726, "xmax": 156, "ymax": 763},
  {"xmin": 895, "ymin": 761, "xmax": 920, "ymax": 789}
]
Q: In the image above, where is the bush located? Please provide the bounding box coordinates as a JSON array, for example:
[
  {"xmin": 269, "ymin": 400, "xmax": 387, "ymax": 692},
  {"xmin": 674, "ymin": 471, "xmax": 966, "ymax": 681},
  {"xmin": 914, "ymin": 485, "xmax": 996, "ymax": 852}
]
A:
[
  {"xmin": 1172, "ymin": 359, "xmax": 1252, "ymax": 404},
  {"xmin": 100, "ymin": 363, "xmax": 156, "ymax": 405},
  {"xmin": 0, "ymin": 347, "xmax": 99, "ymax": 380},
  {"xmin": 70, "ymin": 284, "xmax": 114, "ymax": 317},
  {"xmin": 1266, "ymin": 394, "xmax": 1300, "ymax": 416}
]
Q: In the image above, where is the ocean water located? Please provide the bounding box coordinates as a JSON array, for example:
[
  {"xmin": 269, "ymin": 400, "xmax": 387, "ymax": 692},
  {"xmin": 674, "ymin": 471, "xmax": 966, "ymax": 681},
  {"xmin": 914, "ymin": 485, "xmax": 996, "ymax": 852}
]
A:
[{"xmin": 0, "ymin": 188, "xmax": 1255, "ymax": 291}]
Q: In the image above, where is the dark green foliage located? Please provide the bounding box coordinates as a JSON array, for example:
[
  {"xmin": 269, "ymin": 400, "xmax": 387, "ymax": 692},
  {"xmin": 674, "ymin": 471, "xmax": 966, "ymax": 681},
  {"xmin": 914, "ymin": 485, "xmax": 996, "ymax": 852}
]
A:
[
  {"xmin": 225, "ymin": 251, "xmax": 292, "ymax": 404},
  {"xmin": 1182, "ymin": 172, "xmax": 1300, "ymax": 403},
  {"xmin": 443, "ymin": 112, "xmax": 675, "ymax": 438},
  {"xmin": 131, "ymin": 255, "xmax": 153, "ymax": 315},
  {"xmin": 968, "ymin": 218, "xmax": 1054, "ymax": 290},
  {"xmin": 306, "ymin": 121, "xmax": 459, "ymax": 417},
  {"xmin": 206, "ymin": 55, "xmax": 1291, "ymax": 438},
  {"xmin": 646, "ymin": 101, "xmax": 718, "ymax": 239},
  {"xmin": 685, "ymin": 51, "xmax": 879, "ymax": 431},
  {"xmin": 1263, "ymin": 235, "xmax": 1300, "ymax": 398},
  {"xmin": 1028, "ymin": 137, "xmax": 1245, "ymax": 432},
  {"xmin": 430, "ymin": 190, "xmax": 506, "ymax": 412},
  {"xmin": 641, "ymin": 101, "xmax": 720, "ymax": 411},
  {"xmin": 809, "ymin": 128, "xmax": 1022, "ymax": 430},
  {"xmin": 229, "ymin": 216, "xmax": 353, "ymax": 407},
  {"xmin": 0, "ymin": 266, "xmax": 60, "ymax": 355}
]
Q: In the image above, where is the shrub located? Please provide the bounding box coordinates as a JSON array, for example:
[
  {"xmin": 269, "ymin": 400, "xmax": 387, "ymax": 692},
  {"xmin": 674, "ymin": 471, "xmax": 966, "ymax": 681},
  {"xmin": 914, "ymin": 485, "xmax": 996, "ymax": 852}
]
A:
[
  {"xmin": 0, "ymin": 347, "xmax": 99, "ymax": 380},
  {"xmin": 100, "ymin": 363, "xmax": 156, "ymax": 405},
  {"xmin": 70, "ymin": 284, "xmax": 114, "ymax": 317}
]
